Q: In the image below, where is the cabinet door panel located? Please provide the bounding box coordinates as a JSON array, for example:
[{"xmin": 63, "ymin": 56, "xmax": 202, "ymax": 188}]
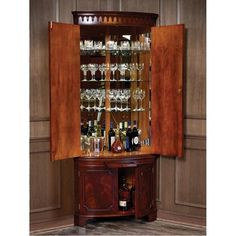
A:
[
  {"xmin": 80, "ymin": 168, "xmax": 118, "ymax": 214},
  {"xmin": 49, "ymin": 22, "xmax": 81, "ymax": 161},
  {"xmin": 135, "ymin": 164, "xmax": 154, "ymax": 218},
  {"xmin": 151, "ymin": 25, "xmax": 184, "ymax": 157}
]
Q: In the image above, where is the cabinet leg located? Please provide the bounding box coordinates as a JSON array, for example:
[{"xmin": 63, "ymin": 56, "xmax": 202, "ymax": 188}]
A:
[
  {"xmin": 74, "ymin": 214, "xmax": 90, "ymax": 227},
  {"xmin": 146, "ymin": 210, "xmax": 157, "ymax": 222}
]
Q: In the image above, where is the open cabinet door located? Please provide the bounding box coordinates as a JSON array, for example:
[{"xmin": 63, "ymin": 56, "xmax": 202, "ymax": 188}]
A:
[
  {"xmin": 151, "ymin": 24, "xmax": 184, "ymax": 157},
  {"xmin": 49, "ymin": 22, "xmax": 81, "ymax": 161}
]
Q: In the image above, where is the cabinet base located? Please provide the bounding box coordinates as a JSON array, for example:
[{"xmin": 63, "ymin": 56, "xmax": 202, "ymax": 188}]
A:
[{"xmin": 75, "ymin": 210, "xmax": 157, "ymax": 227}]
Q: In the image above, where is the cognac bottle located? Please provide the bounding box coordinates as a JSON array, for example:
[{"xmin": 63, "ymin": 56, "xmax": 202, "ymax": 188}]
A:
[{"xmin": 111, "ymin": 126, "xmax": 123, "ymax": 153}]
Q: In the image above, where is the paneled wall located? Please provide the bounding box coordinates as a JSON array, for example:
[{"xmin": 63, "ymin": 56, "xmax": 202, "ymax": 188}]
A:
[{"xmin": 30, "ymin": 0, "xmax": 206, "ymax": 225}]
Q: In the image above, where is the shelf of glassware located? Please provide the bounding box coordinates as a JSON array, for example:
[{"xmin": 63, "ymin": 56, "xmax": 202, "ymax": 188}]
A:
[{"xmin": 80, "ymin": 88, "xmax": 148, "ymax": 112}]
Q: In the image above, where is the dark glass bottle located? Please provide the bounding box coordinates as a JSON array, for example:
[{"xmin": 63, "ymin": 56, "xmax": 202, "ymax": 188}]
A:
[
  {"xmin": 108, "ymin": 122, "xmax": 115, "ymax": 151},
  {"xmin": 125, "ymin": 121, "xmax": 133, "ymax": 152},
  {"xmin": 111, "ymin": 127, "xmax": 124, "ymax": 153},
  {"xmin": 87, "ymin": 120, "xmax": 96, "ymax": 137},
  {"xmin": 118, "ymin": 176, "xmax": 130, "ymax": 211},
  {"xmin": 132, "ymin": 120, "xmax": 139, "ymax": 151},
  {"xmin": 101, "ymin": 122, "xmax": 106, "ymax": 138},
  {"xmin": 81, "ymin": 121, "xmax": 88, "ymax": 135}
]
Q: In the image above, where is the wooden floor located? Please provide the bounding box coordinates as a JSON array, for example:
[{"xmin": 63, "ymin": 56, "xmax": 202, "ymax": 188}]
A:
[{"xmin": 30, "ymin": 216, "xmax": 206, "ymax": 235}]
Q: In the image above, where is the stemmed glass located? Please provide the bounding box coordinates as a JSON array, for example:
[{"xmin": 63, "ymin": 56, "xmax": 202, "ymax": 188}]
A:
[
  {"xmin": 118, "ymin": 63, "xmax": 129, "ymax": 81},
  {"xmin": 110, "ymin": 63, "xmax": 118, "ymax": 81},
  {"xmin": 118, "ymin": 90, "xmax": 126, "ymax": 111},
  {"xmin": 124, "ymin": 90, "xmax": 131, "ymax": 111},
  {"xmin": 138, "ymin": 89, "xmax": 145, "ymax": 111},
  {"xmin": 137, "ymin": 63, "xmax": 144, "ymax": 81},
  {"xmin": 88, "ymin": 64, "xmax": 98, "ymax": 81},
  {"xmin": 80, "ymin": 64, "xmax": 88, "ymax": 81},
  {"xmin": 106, "ymin": 89, "xmax": 114, "ymax": 111},
  {"xmin": 80, "ymin": 89, "xmax": 86, "ymax": 110},
  {"xmin": 113, "ymin": 90, "xmax": 120, "ymax": 111},
  {"xmin": 85, "ymin": 89, "xmax": 93, "ymax": 111},
  {"xmin": 132, "ymin": 89, "xmax": 139, "ymax": 111},
  {"xmin": 94, "ymin": 89, "xmax": 105, "ymax": 111},
  {"xmin": 99, "ymin": 64, "xmax": 106, "ymax": 81},
  {"xmin": 129, "ymin": 63, "xmax": 137, "ymax": 81}
]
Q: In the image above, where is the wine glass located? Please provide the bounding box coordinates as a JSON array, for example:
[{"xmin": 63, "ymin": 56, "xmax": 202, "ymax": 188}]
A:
[
  {"xmin": 124, "ymin": 89, "xmax": 131, "ymax": 111},
  {"xmin": 80, "ymin": 89, "xmax": 86, "ymax": 110},
  {"xmin": 99, "ymin": 64, "xmax": 106, "ymax": 81},
  {"xmin": 118, "ymin": 90, "xmax": 126, "ymax": 111},
  {"xmin": 110, "ymin": 63, "xmax": 118, "ymax": 81},
  {"xmin": 129, "ymin": 63, "xmax": 137, "ymax": 81},
  {"xmin": 138, "ymin": 89, "xmax": 146, "ymax": 111},
  {"xmin": 85, "ymin": 89, "xmax": 93, "ymax": 111},
  {"xmin": 118, "ymin": 63, "xmax": 128, "ymax": 81},
  {"xmin": 137, "ymin": 63, "xmax": 144, "ymax": 81},
  {"xmin": 113, "ymin": 89, "xmax": 120, "ymax": 111},
  {"xmin": 80, "ymin": 64, "xmax": 88, "ymax": 81},
  {"xmin": 132, "ymin": 89, "xmax": 139, "ymax": 111},
  {"xmin": 106, "ymin": 89, "xmax": 114, "ymax": 111},
  {"xmin": 88, "ymin": 64, "xmax": 98, "ymax": 81}
]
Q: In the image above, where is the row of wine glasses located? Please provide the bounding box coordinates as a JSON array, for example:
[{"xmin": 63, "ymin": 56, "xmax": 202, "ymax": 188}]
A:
[
  {"xmin": 80, "ymin": 63, "xmax": 144, "ymax": 81},
  {"xmin": 106, "ymin": 89, "xmax": 131, "ymax": 112},
  {"xmin": 80, "ymin": 89, "xmax": 106, "ymax": 112},
  {"xmin": 80, "ymin": 39, "xmax": 150, "ymax": 51},
  {"xmin": 80, "ymin": 88, "xmax": 146, "ymax": 112}
]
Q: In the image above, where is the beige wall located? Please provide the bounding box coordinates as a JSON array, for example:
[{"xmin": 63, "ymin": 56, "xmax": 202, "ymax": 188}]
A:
[{"xmin": 30, "ymin": 0, "xmax": 206, "ymax": 225}]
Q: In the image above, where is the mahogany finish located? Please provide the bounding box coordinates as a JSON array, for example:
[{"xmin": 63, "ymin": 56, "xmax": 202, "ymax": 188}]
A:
[
  {"xmin": 74, "ymin": 155, "xmax": 157, "ymax": 226},
  {"xmin": 72, "ymin": 11, "xmax": 158, "ymax": 26},
  {"xmin": 151, "ymin": 25, "xmax": 184, "ymax": 157},
  {"xmin": 49, "ymin": 22, "xmax": 81, "ymax": 160},
  {"xmin": 48, "ymin": 11, "xmax": 184, "ymax": 227}
]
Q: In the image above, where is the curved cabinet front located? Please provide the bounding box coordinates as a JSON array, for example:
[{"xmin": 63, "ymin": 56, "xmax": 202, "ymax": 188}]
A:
[{"xmin": 74, "ymin": 155, "xmax": 157, "ymax": 226}]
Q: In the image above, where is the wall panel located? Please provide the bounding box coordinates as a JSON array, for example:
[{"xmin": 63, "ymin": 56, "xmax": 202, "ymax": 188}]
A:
[
  {"xmin": 59, "ymin": 0, "xmax": 77, "ymax": 23},
  {"xmin": 30, "ymin": 0, "xmax": 58, "ymax": 120},
  {"xmin": 175, "ymin": 149, "xmax": 206, "ymax": 208},
  {"xmin": 30, "ymin": 152, "xmax": 61, "ymax": 213},
  {"xmin": 178, "ymin": 0, "xmax": 206, "ymax": 117},
  {"xmin": 121, "ymin": 0, "xmax": 160, "ymax": 14}
]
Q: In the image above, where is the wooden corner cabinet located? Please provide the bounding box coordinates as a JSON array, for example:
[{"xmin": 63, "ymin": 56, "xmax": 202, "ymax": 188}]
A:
[{"xmin": 49, "ymin": 11, "xmax": 184, "ymax": 227}]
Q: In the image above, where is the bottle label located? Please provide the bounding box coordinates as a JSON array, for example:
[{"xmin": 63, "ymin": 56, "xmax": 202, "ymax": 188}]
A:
[
  {"xmin": 111, "ymin": 136, "xmax": 115, "ymax": 146},
  {"xmin": 133, "ymin": 136, "xmax": 139, "ymax": 145},
  {"xmin": 119, "ymin": 200, "xmax": 127, "ymax": 207}
]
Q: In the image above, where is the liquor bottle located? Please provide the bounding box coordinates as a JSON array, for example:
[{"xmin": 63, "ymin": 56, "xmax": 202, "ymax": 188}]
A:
[
  {"xmin": 108, "ymin": 122, "xmax": 115, "ymax": 151},
  {"xmin": 119, "ymin": 122, "xmax": 126, "ymax": 150},
  {"xmin": 122, "ymin": 121, "xmax": 128, "ymax": 149},
  {"xmin": 93, "ymin": 120, "xmax": 98, "ymax": 136},
  {"xmin": 101, "ymin": 122, "xmax": 106, "ymax": 138},
  {"xmin": 118, "ymin": 176, "xmax": 130, "ymax": 211},
  {"xmin": 96, "ymin": 123, "xmax": 102, "ymax": 137},
  {"xmin": 132, "ymin": 120, "xmax": 139, "ymax": 151},
  {"xmin": 81, "ymin": 121, "xmax": 88, "ymax": 135},
  {"xmin": 87, "ymin": 120, "xmax": 96, "ymax": 137},
  {"xmin": 111, "ymin": 126, "xmax": 124, "ymax": 153},
  {"xmin": 125, "ymin": 121, "xmax": 133, "ymax": 152}
]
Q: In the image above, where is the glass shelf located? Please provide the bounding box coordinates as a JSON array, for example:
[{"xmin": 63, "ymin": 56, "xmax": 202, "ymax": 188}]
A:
[
  {"xmin": 80, "ymin": 108, "xmax": 147, "ymax": 113},
  {"xmin": 80, "ymin": 49, "xmax": 150, "ymax": 56},
  {"xmin": 80, "ymin": 79, "xmax": 150, "ymax": 83}
]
